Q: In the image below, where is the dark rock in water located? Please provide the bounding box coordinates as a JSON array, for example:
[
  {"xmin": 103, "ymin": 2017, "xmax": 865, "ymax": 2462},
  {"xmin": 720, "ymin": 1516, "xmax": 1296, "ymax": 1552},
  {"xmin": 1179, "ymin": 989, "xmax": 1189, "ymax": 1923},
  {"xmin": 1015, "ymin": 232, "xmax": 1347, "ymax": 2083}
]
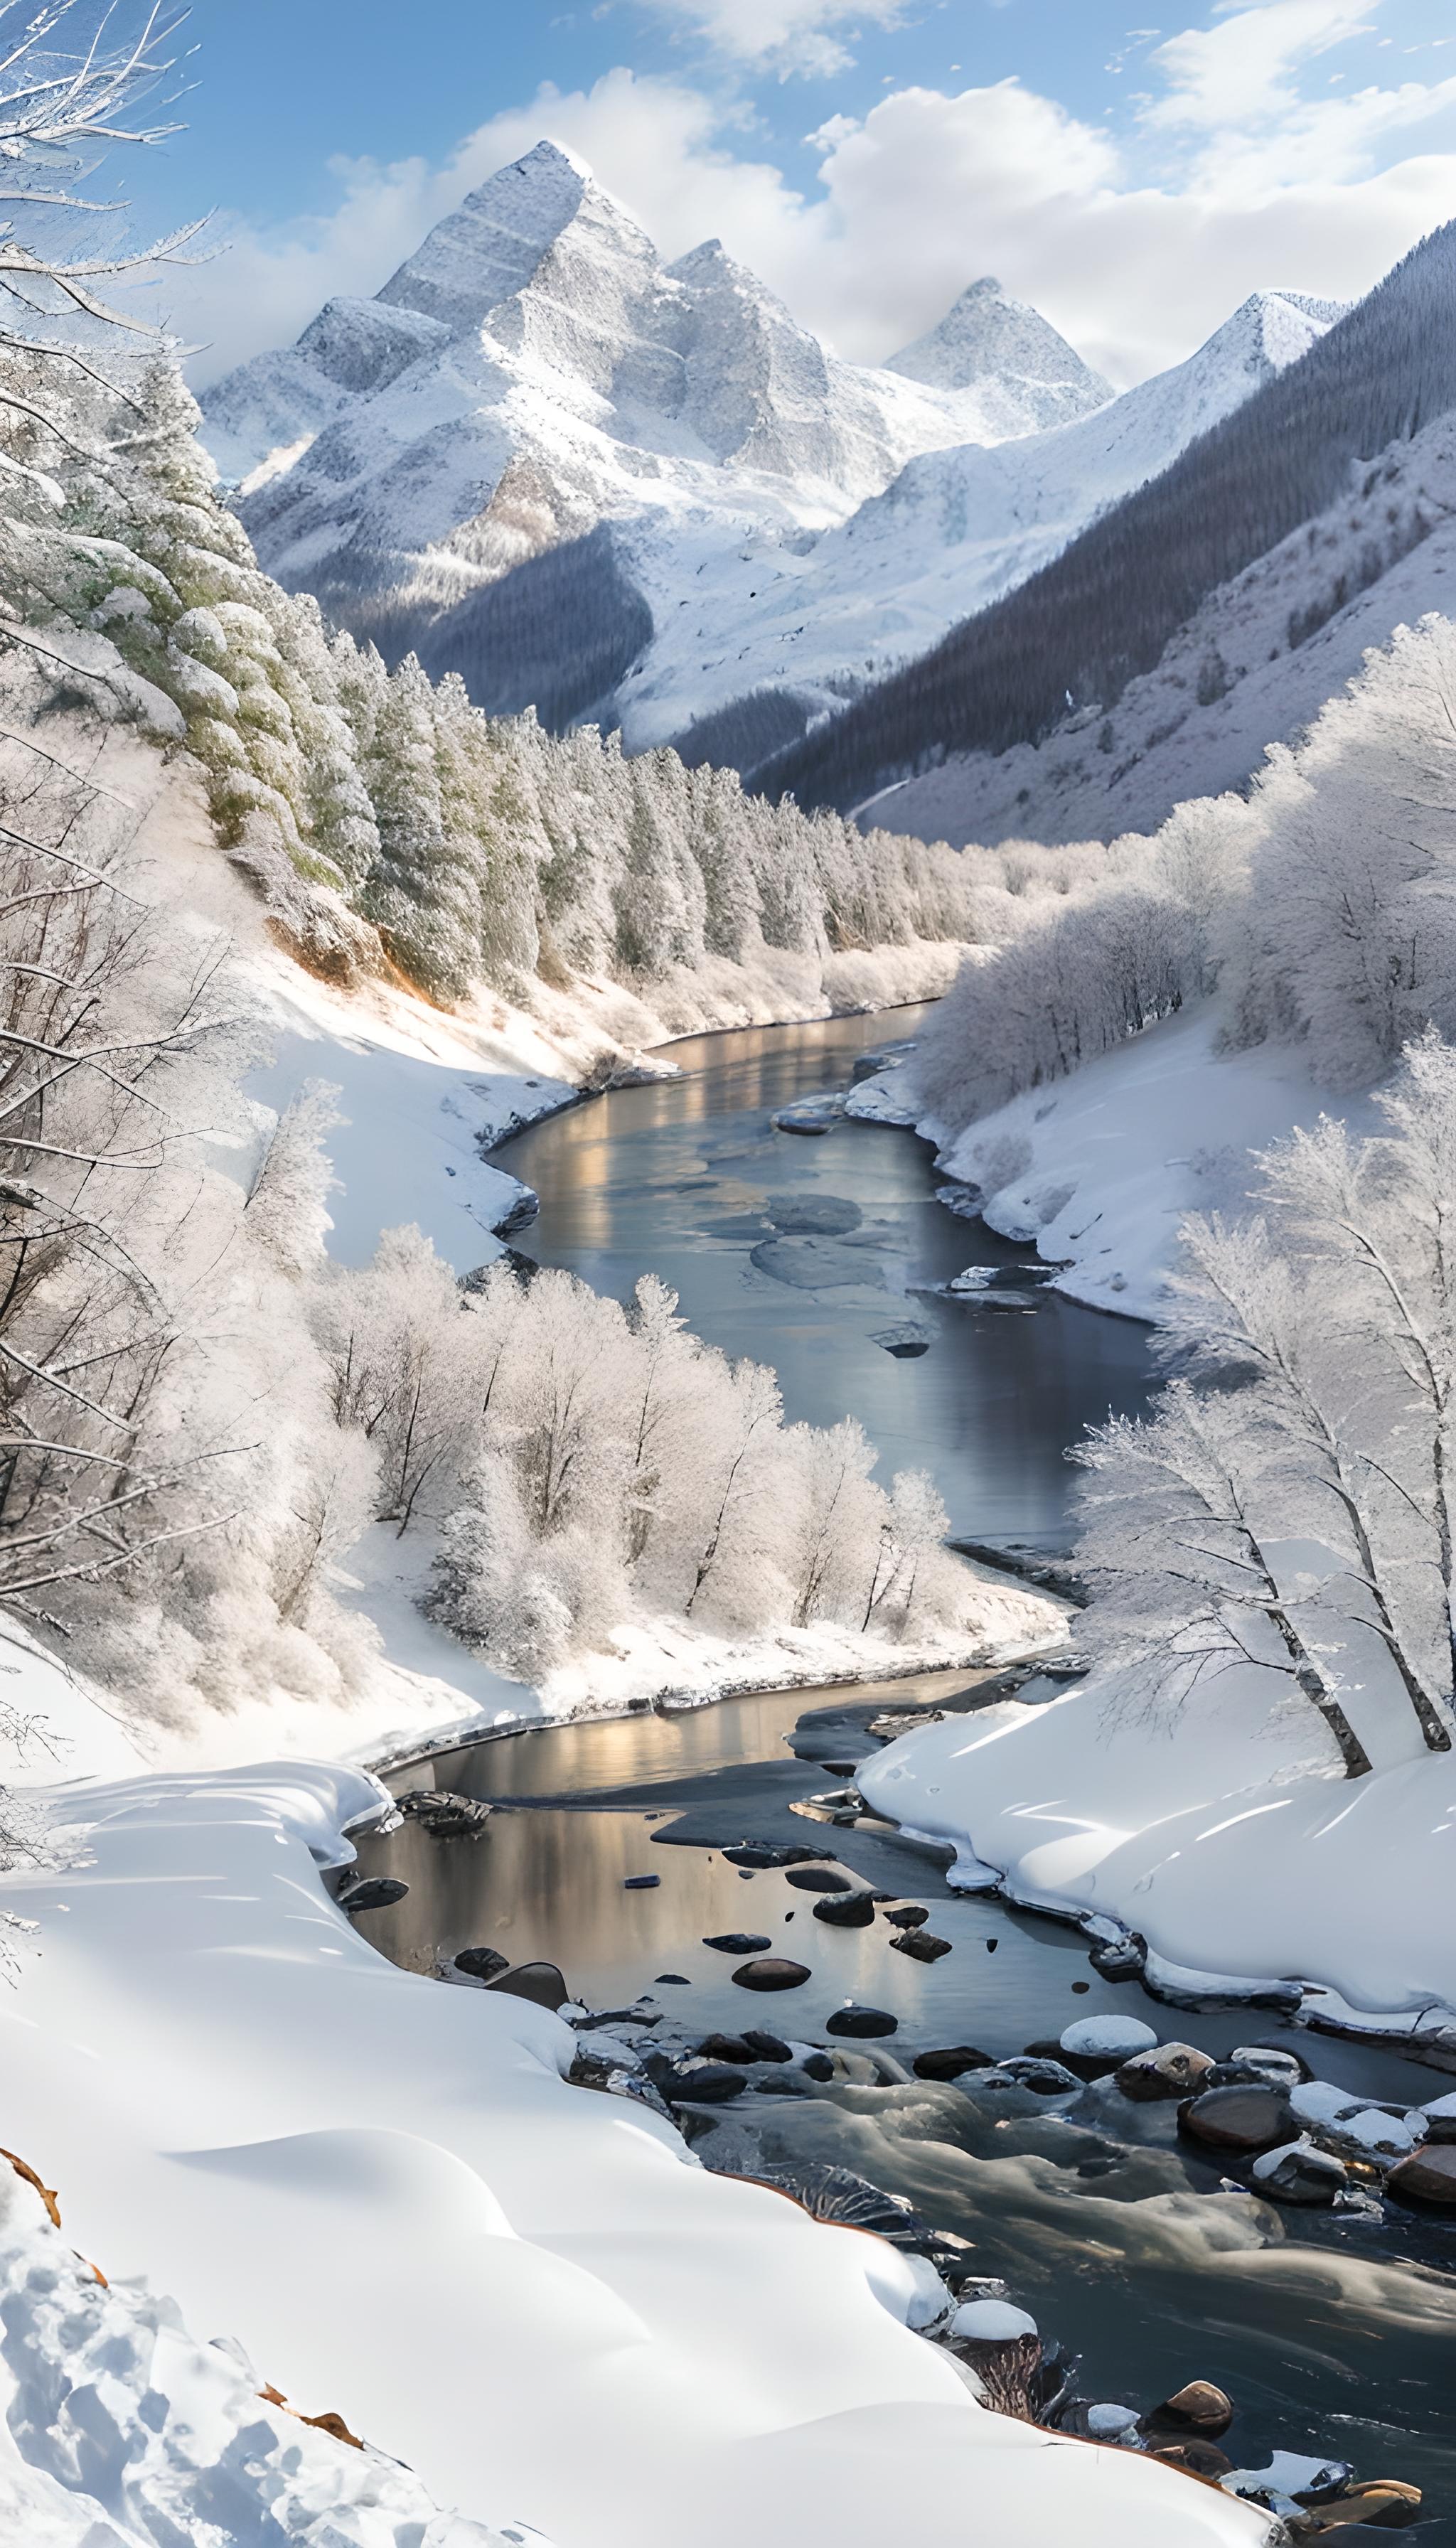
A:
[
  {"xmin": 696, "ymin": 2033, "xmax": 756, "ymax": 2065},
  {"xmin": 913, "ymin": 2045, "xmax": 996, "ymax": 2082},
  {"xmin": 752, "ymin": 2070, "xmax": 813, "ymax": 2097},
  {"xmin": 825, "ymin": 2004, "xmax": 898, "ymax": 2038},
  {"xmin": 737, "ymin": 1868, "xmax": 756, "ymax": 1879},
  {"xmin": 654, "ymin": 1973, "xmax": 692, "ymax": 1986},
  {"xmin": 453, "ymin": 1945, "xmax": 509, "ymax": 1983},
  {"xmin": 985, "ymin": 1938, "xmax": 999, "ymax": 1954},
  {"xmin": 1071, "ymin": 1980, "xmax": 1091, "ymax": 1994},
  {"xmin": 744, "ymin": 2160, "xmax": 928, "ymax": 2248},
  {"xmin": 1115, "ymin": 2043, "xmax": 1215, "ymax": 2103},
  {"xmin": 801, "ymin": 2052, "xmax": 835, "ymax": 2082},
  {"xmin": 743, "ymin": 2029, "xmax": 793, "ymax": 2062},
  {"xmin": 486, "ymin": 1961, "xmax": 570, "ymax": 2012},
  {"xmin": 882, "ymin": 1337, "xmax": 931, "ymax": 1359},
  {"xmin": 724, "ymin": 1842, "xmax": 826, "ymax": 1868},
  {"xmin": 813, "ymin": 1890, "xmax": 877, "ymax": 1928},
  {"xmin": 1204, "ymin": 2059, "xmax": 1275, "ymax": 2089},
  {"xmin": 997, "ymin": 2057, "xmax": 1081, "ymax": 2096},
  {"xmin": 1150, "ymin": 2441, "xmax": 1234, "ymax": 2483},
  {"xmin": 1252, "ymin": 2139, "xmax": 1347, "ymax": 2205},
  {"xmin": 885, "ymin": 1904, "xmax": 929, "ymax": 1928},
  {"xmin": 663, "ymin": 2062, "xmax": 746, "ymax": 2104},
  {"xmin": 623, "ymin": 1873, "xmax": 660, "ymax": 1890},
  {"xmin": 786, "ymin": 1866, "xmax": 852, "ymax": 1893},
  {"xmin": 337, "ymin": 1875, "xmax": 407, "ymax": 1913},
  {"xmin": 1179, "ymin": 2084, "xmax": 1293, "ymax": 2152},
  {"xmin": 889, "ymin": 1929, "xmax": 952, "ymax": 1963},
  {"xmin": 395, "ymin": 1788, "xmax": 492, "ymax": 1838},
  {"xmin": 1140, "ymin": 2381, "xmax": 1234, "ymax": 2441},
  {"xmin": 1388, "ymin": 2143, "xmax": 1456, "ymax": 2207},
  {"xmin": 732, "ymin": 1956, "xmax": 811, "ymax": 1991},
  {"xmin": 1089, "ymin": 1935, "xmax": 1145, "ymax": 1980},
  {"xmin": 704, "ymin": 1932, "xmax": 773, "ymax": 1954}
]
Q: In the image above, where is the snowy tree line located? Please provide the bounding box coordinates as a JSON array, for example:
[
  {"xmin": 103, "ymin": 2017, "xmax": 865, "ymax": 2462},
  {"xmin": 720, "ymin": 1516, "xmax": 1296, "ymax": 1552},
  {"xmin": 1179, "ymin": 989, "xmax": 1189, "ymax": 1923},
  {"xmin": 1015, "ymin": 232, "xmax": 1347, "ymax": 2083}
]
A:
[
  {"xmin": 914, "ymin": 613, "xmax": 1456, "ymax": 1141},
  {"xmin": 1073, "ymin": 1032, "xmax": 1456, "ymax": 1776},
  {"xmin": 2, "ymin": 350, "xmax": 992, "ymax": 1014},
  {"xmin": 0, "ymin": 729, "xmax": 979, "ymax": 1716},
  {"xmin": 760, "ymin": 217, "xmax": 1456, "ymax": 814}
]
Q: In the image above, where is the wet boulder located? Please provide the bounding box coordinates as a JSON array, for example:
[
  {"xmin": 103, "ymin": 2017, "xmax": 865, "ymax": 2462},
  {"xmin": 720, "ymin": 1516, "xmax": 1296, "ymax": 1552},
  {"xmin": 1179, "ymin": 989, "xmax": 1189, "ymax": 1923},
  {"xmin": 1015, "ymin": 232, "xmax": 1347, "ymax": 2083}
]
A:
[
  {"xmin": 888, "ymin": 1929, "xmax": 952, "ymax": 1962},
  {"xmin": 704, "ymin": 1932, "xmax": 773, "ymax": 1954},
  {"xmin": 486, "ymin": 1960, "xmax": 570, "ymax": 2011},
  {"xmin": 336, "ymin": 1875, "xmax": 407, "ymax": 1913},
  {"xmin": 997, "ymin": 2056, "xmax": 1082, "ymax": 2097},
  {"xmin": 1150, "ymin": 2440, "xmax": 1235, "ymax": 2483},
  {"xmin": 743, "ymin": 2028, "xmax": 793, "ymax": 2062},
  {"xmin": 913, "ymin": 2045, "xmax": 997, "ymax": 2081},
  {"xmin": 395, "ymin": 1788, "xmax": 492, "ymax": 1838},
  {"xmin": 661, "ymin": 2060, "xmax": 747, "ymax": 2105},
  {"xmin": 785, "ymin": 1866, "xmax": 852, "ymax": 1893},
  {"xmin": 695, "ymin": 2032, "xmax": 756, "ymax": 2064},
  {"xmin": 1300, "ymin": 2480, "xmax": 1421, "ymax": 2530},
  {"xmin": 732, "ymin": 1956, "xmax": 811, "ymax": 1991},
  {"xmin": 1140, "ymin": 2381, "xmax": 1233, "ymax": 2441},
  {"xmin": 1418, "ymin": 2091, "xmax": 1456, "ymax": 2143},
  {"xmin": 884, "ymin": 1904, "xmax": 930, "ymax": 1928},
  {"xmin": 813, "ymin": 1890, "xmax": 877, "ymax": 1928},
  {"xmin": 1115, "ymin": 2042, "xmax": 1214, "ymax": 2103},
  {"xmin": 723, "ymin": 1842, "xmax": 825, "ymax": 1868},
  {"xmin": 1250, "ymin": 2137, "xmax": 1348, "ymax": 2205},
  {"xmin": 1388, "ymin": 2142, "xmax": 1456, "ymax": 2207},
  {"xmin": 452, "ymin": 1944, "xmax": 509, "ymax": 1983},
  {"xmin": 1059, "ymin": 2015, "xmax": 1157, "ymax": 2076},
  {"xmin": 825, "ymin": 2003, "xmax": 898, "ymax": 2038},
  {"xmin": 1179, "ymin": 2082, "xmax": 1293, "ymax": 2152}
]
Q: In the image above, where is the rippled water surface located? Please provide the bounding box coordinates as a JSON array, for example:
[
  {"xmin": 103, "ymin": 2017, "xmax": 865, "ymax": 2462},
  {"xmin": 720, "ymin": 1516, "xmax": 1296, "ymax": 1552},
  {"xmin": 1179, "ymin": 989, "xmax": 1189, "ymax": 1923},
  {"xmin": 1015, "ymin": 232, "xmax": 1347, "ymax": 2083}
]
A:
[{"xmin": 496, "ymin": 1008, "xmax": 1152, "ymax": 1551}]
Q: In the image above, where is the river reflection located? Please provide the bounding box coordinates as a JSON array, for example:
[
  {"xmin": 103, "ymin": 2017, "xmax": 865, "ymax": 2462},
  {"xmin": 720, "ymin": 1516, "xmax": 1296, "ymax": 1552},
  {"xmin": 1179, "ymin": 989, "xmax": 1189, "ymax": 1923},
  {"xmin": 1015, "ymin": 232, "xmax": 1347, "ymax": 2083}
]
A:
[{"xmin": 496, "ymin": 1007, "xmax": 1153, "ymax": 1553}]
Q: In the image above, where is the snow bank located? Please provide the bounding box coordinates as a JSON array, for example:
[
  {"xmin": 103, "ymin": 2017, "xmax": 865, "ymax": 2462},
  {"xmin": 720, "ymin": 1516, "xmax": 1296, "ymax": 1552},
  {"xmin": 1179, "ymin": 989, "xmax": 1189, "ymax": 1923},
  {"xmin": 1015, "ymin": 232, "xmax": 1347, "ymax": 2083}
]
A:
[
  {"xmin": 924, "ymin": 1005, "xmax": 1363, "ymax": 1320},
  {"xmin": 0, "ymin": 1755, "xmax": 1269, "ymax": 2547},
  {"xmin": 859, "ymin": 1669, "xmax": 1456, "ymax": 2019}
]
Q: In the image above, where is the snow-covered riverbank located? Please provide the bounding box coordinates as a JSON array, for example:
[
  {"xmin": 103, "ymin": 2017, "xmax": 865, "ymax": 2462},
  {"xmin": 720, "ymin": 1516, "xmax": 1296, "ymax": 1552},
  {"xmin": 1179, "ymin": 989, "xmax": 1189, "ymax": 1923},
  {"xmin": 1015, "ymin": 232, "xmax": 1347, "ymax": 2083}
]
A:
[{"xmin": 0, "ymin": 1636, "xmax": 1271, "ymax": 2548}]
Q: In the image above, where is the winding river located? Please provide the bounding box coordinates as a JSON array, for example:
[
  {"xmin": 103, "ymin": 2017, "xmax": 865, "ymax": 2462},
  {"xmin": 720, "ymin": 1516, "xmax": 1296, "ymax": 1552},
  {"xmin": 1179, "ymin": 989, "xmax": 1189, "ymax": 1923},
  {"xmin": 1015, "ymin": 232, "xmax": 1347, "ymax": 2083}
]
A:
[{"xmin": 355, "ymin": 1008, "xmax": 1456, "ymax": 2535}]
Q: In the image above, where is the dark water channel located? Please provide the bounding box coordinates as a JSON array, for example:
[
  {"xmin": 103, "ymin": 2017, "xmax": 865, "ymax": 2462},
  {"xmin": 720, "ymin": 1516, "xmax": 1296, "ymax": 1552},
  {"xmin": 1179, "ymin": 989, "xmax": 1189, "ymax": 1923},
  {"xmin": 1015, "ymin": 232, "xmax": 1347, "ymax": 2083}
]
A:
[{"xmin": 358, "ymin": 1012, "xmax": 1456, "ymax": 2530}]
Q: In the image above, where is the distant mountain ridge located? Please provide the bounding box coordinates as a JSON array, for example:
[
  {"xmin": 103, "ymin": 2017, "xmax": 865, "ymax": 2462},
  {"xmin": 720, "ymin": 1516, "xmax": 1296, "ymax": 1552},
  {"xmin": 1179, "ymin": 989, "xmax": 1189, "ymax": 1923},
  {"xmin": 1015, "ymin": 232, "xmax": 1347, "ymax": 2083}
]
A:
[{"xmin": 755, "ymin": 221, "xmax": 1456, "ymax": 829}]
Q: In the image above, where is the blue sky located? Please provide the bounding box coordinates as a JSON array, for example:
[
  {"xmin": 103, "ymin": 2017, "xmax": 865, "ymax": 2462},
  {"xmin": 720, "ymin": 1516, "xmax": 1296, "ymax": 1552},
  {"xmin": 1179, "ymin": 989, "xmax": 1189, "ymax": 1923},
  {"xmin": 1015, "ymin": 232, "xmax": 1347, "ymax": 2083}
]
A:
[{"xmin": 123, "ymin": 0, "xmax": 1456, "ymax": 385}]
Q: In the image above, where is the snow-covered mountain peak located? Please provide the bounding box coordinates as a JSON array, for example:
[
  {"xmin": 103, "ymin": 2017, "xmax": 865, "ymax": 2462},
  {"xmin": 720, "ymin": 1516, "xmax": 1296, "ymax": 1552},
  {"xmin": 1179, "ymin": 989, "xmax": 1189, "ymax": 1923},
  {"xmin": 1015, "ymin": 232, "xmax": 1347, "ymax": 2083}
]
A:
[
  {"xmin": 887, "ymin": 275, "xmax": 1112, "ymax": 423},
  {"xmin": 376, "ymin": 138, "xmax": 636, "ymax": 337},
  {"xmin": 1201, "ymin": 289, "xmax": 1351, "ymax": 387}
]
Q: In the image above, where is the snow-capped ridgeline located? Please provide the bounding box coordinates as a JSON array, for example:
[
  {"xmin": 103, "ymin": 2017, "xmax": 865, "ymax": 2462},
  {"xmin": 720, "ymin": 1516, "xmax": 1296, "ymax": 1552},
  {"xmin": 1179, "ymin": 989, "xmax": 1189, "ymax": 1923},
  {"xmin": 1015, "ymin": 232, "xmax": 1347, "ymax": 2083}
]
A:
[
  {"xmin": 654, "ymin": 288, "xmax": 1346, "ymax": 766},
  {"xmin": 883, "ymin": 273, "xmax": 1112, "ymax": 416},
  {"xmin": 202, "ymin": 139, "xmax": 1108, "ymax": 626}
]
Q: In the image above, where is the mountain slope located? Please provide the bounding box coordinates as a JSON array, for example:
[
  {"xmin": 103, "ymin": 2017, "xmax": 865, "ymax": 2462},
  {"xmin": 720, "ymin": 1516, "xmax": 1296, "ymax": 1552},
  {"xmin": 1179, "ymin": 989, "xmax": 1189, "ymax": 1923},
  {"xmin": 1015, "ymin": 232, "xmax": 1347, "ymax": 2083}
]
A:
[
  {"xmin": 200, "ymin": 140, "xmax": 1110, "ymax": 732},
  {"xmin": 756, "ymin": 221, "xmax": 1456, "ymax": 822},
  {"xmin": 654, "ymin": 289, "xmax": 1343, "ymax": 769}
]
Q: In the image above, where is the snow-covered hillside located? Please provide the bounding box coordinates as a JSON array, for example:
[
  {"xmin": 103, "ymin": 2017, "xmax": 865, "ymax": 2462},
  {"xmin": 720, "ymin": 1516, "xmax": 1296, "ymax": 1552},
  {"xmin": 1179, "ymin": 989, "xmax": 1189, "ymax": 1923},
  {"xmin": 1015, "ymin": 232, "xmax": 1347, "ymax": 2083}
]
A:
[
  {"xmin": 867, "ymin": 408, "xmax": 1456, "ymax": 850},
  {"xmin": 663, "ymin": 291, "xmax": 1342, "ymax": 765}
]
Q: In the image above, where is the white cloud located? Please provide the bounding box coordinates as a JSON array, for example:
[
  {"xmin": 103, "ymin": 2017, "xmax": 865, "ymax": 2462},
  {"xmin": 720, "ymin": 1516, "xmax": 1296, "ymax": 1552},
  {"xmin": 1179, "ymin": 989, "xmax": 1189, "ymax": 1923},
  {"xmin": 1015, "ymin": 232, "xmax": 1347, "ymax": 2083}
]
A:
[
  {"xmin": 631, "ymin": 0, "xmax": 905, "ymax": 78},
  {"xmin": 172, "ymin": 8, "xmax": 1456, "ymax": 395}
]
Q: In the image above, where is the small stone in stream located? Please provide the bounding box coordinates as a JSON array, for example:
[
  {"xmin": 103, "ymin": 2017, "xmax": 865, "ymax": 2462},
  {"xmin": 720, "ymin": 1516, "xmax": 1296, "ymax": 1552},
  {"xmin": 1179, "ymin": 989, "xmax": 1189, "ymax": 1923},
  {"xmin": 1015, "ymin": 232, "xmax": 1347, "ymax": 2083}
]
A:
[
  {"xmin": 985, "ymin": 1938, "xmax": 999, "ymax": 1954},
  {"xmin": 1179, "ymin": 2083, "xmax": 1293, "ymax": 2152},
  {"xmin": 1115, "ymin": 2043, "xmax": 1215, "ymax": 2103},
  {"xmin": 752, "ymin": 2071, "xmax": 813, "ymax": 2097},
  {"xmin": 1251, "ymin": 2138, "xmax": 1348, "ymax": 2205},
  {"xmin": 486, "ymin": 1961, "xmax": 570, "ymax": 2011},
  {"xmin": 663, "ymin": 2062, "xmax": 746, "ymax": 2104},
  {"xmin": 395, "ymin": 1789, "xmax": 492, "ymax": 1837},
  {"xmin": 453, "ymin": 1946, "xmax": 509, "ymax": 1982},
  {"xmin": 1071, "ymin": 1980, "xmax": 1091, "ymax": 1995},
  {"xmin": 623, "ymin": 1874, "xmax": 660, "ymax": 1890},
  {"xmin": 1388, "ymin": 2142, "xmax": 1456, "ymax": 2206},
  {"xmin": 884, "ymin": 1904, "xmax": 928, "ymax": 1928},
  {"xmin": 813, "ymin": 1890, "xmax": 877, "ymax": 1928},
  {"xmin": 737, "ymin": 1869, "xmax": 756, "ymax": 1880},
  {"xmin": 654, "ymin": 1973, "xmax": 692, "ymax": 1986},
  {"xmin": 825, "ymin": 2004, "xmax": 898, "ymax": 2038},
  {"xmin": 732, "ymin": 1956, "xmax": 812, "ymax": 1992},
  {"xmin": 1420, "ymin": 2091, "xmax": 1456, "ymax": 2141},
  {"xmin": 743, "ymin": 2030, "xmax": 793, "ymax": 2062},
  {"xmin": 997, "ymin": 2057, "xmax": 1081, "ymax": 2096},
  {"xmin": 1300, "ymin": 2481, "xmax": 1421, "ymax": 2532},
  {"xmin": 336, "ymin": 1875, "xmax": 408, "ymax": 1912},
  {"xmin": 801, "ymin": 2052, "xmax": 835, "ymax": 2081},
  {"xmin": 1230, "ymin": 2043, "xmax": 1307, "ymax": 2086},
  {"xmin": 1089, "ymin": 1936, "xmax": 1145, "ymax": 1980},
  {"xmin": 1204, "ymin": 2059, "xmax": 1272, "ymax": 2089},
  {"xmin": 697, "ymin": 2033, "xmax": 756, "ymax": 2064},
  {"xmin": 1150, "ymin": 2441, "xmax": 1234, "ymax": 2482},
  {"xmin": 889, "ymin": 1929, "xmax": 952, "ymax": 1962},
  {"xmin": 1085, "ymin": 2403, "xmax": 1140, "ymax": 2440},
  {"xmin": 913, "ymin": 2045, "xmax": 996, "ymax": 2081},
  {"xmin": 786, "ymin": 1867, "xmax": 852, "ymax": 1893},
  {"xmin": 704, "ymin": 1932, "xmax": 773, "ymax": 1954},
  {"xmin": 1140, "ymin": 2382, "xmax": 1234, "ymax": 2441}
]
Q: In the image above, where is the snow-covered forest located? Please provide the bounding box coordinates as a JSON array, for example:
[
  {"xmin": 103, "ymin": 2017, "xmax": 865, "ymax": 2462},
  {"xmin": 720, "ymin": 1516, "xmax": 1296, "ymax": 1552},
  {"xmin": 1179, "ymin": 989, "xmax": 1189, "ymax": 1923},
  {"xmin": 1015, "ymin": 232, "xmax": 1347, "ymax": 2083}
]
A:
[{"xmin": 915, "ymin": 610, "xmax": 1456, "ymax": 1138}]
